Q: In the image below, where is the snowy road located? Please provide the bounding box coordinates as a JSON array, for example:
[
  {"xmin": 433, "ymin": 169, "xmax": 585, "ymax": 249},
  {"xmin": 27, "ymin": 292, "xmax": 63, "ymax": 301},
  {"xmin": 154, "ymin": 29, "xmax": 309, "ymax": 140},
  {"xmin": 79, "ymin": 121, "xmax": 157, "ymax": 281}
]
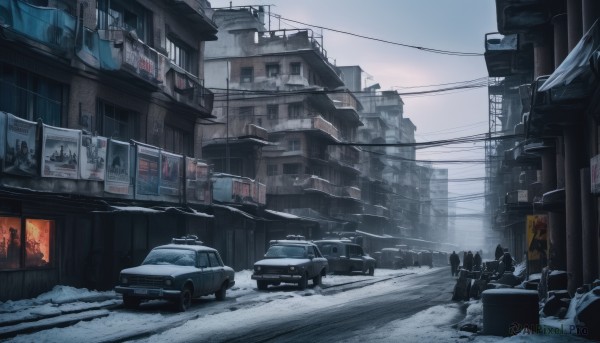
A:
[{"xmin": 4, "ymin": 267, "xmax": 452, "ymax": 343}]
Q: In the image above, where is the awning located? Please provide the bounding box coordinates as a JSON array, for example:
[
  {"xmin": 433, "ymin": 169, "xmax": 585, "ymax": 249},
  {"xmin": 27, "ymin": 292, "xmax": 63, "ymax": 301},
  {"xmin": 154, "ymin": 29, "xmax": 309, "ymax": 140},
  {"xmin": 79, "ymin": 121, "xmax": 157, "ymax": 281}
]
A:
[{"xmin": 538, "ymin": 19, "xmax": 600, "ymax": 103}]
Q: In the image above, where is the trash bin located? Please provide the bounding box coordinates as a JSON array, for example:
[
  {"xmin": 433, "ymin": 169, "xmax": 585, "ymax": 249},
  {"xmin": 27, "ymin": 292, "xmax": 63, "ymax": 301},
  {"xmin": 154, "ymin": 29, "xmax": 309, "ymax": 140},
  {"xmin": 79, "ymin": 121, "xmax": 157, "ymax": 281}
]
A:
[{"xmin": 482, "ymin": 289, "xmax": 539, "ymax": 336}]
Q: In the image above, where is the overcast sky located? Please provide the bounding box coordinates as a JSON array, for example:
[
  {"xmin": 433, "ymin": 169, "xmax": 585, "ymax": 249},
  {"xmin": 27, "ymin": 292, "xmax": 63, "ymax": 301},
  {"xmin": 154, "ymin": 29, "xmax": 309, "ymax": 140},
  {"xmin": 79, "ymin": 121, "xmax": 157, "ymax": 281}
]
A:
[{"xmin": 211, "ymin": 1, "xmax": 499, "ymax": 250}]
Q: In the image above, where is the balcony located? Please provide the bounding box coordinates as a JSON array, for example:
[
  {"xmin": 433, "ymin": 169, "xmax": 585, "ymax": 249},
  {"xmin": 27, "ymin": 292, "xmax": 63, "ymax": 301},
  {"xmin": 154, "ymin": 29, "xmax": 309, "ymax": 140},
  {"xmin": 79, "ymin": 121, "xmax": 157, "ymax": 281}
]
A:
[
  {"xmin": 266, "ymin": 174, "xmax": 361, "ymax": 200},
  {"xmin": 485, "ymin": 33, "xmax": 532, "ymax": 77},
  {"xmin": 212, "ymin": 174, "xmax": 266, "ymax": 205},
  {"xmin": 363, "ymin": 203, "xmax": 389, "ymax": 217},
  {"xmin": 495, "ymin": 0, "xmax": 551, "ymax": 35},
  {"xmin": 0, "ymin": 0, "xmax": 76, "ymax": 57},
  {"xmin": 77, "ymin": 28, "xmax": 160, "ymax": 89},
  {"xmin": 164, "ymin": 66, "xmax": 214, "ymax": 113},
  {"xmin": 271, "ymin": 116, "xmax": 339, "ymax": 141}
]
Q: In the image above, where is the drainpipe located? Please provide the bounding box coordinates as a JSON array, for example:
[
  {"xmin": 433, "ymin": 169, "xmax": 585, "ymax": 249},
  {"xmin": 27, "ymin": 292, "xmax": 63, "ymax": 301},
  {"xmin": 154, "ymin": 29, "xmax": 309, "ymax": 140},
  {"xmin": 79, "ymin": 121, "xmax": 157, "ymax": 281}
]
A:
[{"xmin": 564, "ymin": 124, "xmax": 583, "ymax": 295}]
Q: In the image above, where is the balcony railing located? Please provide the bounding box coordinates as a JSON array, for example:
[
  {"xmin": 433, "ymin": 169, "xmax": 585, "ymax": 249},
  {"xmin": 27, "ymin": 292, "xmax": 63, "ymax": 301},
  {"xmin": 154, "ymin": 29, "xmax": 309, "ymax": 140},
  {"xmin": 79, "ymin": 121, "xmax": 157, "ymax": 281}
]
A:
[
  {"xmin": 271, "ymin": 116, "xmax": 339, "ymax": 141},
  {"xmin": 212, "ymin": 174, "xmax": 266, "ymax": 205},
  {"xmin": 266, "ymin": 174, "xmax": 360, "ymax": 199},
  {"xmin": 0, "ymin": 0, "xmax": 76, "ymax": 56},
  {"xmin": 166, "ymin": 66, "xmax": 214, "ymax": 112}
]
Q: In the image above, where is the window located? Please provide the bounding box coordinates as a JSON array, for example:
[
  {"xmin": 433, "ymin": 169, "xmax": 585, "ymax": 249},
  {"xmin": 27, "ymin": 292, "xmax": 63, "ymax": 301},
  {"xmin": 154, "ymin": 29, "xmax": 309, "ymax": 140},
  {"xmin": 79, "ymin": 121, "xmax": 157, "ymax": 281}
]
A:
[
  {"xmin": 288, "ymin": 103, "xmax": 302, "ymax": 119},
  {"xmin": 239, "ymin": 106, "xmax": 254, "ymax": 119},
  {"xmin": 166, "ymin": 37, "xmax": 194, "ymax": 73},
  {"xmin": 266, "ymin": 63, "xmax": 280, "ymax": 77},
  {"xmin": 0, "ymin": 217, "xmax": 54, "ymax": 270},
  {"xmin": 288, "ymin": 139, "xmax": 300, "ymax": 151},
  {"xmin": 290, "ymin": 62, "xmax": 301, "ymax": 75},
  {"xmin": 96, "ymin": 0, "xmax": 149, "ymax": 42},
  {"xmin": 197, "ymin": 252, "xmax": 209, "ymax": 268},
  {"xmin": 283, "ymin": 163, "xmax": 301, "ymax": 175},
  {"xmin": 98, "ymin": 100, "xmax": 137, "ymax": 141},
  {"xmin": 267, "ymin": 164, "xmax": 278, "ymax": 176},
  {"xmin": 267, "ymin": 105, "xmax": 279, "ymax": 120},
  {"xmin": 164, "ymin": 124, "xmax": 192, "ymax": 156},
  {"xmin": 240, "ymin": 67, "xmax": 253, "ymax": 83},
  {"xmin": 208, "ymin": 252, "xmax": 221, "ymax": 267},
  {"xmin": 0, "ymin": 63, "xmax": 64, "ymax": 127}
]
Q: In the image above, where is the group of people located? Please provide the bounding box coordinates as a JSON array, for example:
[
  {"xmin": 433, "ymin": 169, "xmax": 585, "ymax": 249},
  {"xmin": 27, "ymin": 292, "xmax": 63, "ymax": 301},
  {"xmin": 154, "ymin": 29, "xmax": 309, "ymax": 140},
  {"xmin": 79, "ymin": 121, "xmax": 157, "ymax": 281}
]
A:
[
  {"xmin": 448, "ymin": 244, "xmax": 514, "ymax": 277},
  {"xmin": 449, "ymin": 250, "xmax": 482, "ymax": 277}
]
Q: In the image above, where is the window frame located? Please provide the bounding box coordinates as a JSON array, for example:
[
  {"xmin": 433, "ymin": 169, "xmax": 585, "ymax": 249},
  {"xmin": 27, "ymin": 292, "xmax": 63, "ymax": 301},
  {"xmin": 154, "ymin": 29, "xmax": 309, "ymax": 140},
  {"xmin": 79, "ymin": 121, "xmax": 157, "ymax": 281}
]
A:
[
  {"xmin": 267, "ymin": 104, "xmax": 279, "ymax": 120},
  {"xmin": 266, "ymin": 63, "xmax": 280, "ymax": 77},
  {"xmin": 97, "ymin": 99, "xmax": 138, "ymax": 141},
  {"xmin": 288, "ymin": 102, "xmax": 302, "ymax": 119},
  {"xmin": 240, "ymin": 67, "xmax": 254, "ymax": 83},
  {"xmin": 288, "ymin": 139, "xmax": 301, "ymax": 151},
  {"xmin": 166, "ymin": 36, "xmax": 195, "ymax": 74},
  {"xmin": 290, "ymin": 62, "xmax": 301, "ymax": 75},
  {"xmin": 0, "ymin": 216, "xmax": 55, "ymax": 271}
]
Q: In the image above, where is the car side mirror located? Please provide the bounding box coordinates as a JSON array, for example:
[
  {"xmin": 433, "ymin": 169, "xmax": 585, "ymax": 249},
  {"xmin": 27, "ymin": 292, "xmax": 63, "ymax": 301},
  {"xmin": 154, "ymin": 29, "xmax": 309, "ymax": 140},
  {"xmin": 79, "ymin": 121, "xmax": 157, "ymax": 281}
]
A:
[{"xmin": 308, "ymin": 254, "xmax": 315, "ymax": 260}]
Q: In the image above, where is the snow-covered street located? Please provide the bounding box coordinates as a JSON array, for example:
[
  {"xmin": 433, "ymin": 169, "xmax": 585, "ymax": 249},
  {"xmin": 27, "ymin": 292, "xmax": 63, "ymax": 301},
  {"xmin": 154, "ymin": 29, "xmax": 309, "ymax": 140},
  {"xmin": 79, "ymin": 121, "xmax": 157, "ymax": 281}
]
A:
[{"xmin": 0, "ymin": 267, "xmax": 589, "ymax": 343}]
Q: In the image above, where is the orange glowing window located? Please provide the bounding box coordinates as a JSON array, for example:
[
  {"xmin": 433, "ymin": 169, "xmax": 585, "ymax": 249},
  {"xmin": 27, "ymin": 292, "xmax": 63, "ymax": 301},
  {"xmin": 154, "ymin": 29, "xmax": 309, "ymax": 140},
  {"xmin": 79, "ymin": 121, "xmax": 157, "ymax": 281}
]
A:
[
  {"xmin": 0, "ymin": 216, "xmax": 22, "ymax": 270},
  {"xmin": 25, "ymin": 219, "xmax": 53, "ymax": 268}
]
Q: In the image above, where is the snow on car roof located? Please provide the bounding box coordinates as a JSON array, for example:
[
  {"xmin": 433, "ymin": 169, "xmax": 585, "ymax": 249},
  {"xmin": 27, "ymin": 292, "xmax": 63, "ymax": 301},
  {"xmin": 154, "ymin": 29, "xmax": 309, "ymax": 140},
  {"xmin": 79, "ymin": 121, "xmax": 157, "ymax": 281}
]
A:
[{"xmin": 154, "ymin": 243, "xmax": 216, "ymax": 252}]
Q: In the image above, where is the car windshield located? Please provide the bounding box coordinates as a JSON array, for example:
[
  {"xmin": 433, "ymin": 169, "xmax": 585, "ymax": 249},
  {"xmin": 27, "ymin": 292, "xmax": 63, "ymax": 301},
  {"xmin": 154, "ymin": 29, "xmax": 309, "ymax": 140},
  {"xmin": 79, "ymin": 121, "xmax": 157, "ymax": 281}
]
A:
[
  {"xmin": 142, "ymin": 248, "xmax": 196, "ymax": 266},
  {"xmin": 265, "ymin": 245, "xmax": 306, "ymax": 258}
]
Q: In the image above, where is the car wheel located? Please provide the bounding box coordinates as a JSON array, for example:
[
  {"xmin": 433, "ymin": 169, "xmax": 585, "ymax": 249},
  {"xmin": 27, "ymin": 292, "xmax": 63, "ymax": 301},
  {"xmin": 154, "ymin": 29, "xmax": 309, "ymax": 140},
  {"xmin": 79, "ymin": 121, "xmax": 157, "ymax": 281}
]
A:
[
  {"xmin": 298, "ymin": 272, "xmax": 308, "ymax": 290},
  {"xmin": 215, "ymin": 281, "xmax": 227, "ymax": 301},
  {"xmin": 123, "ymin": 295, "xmax": 140, "ymax": 309},
  {"xmin": 257, "ymin": 280, "xmax": 269, "ymax": 290},
  {"xmin": 176, "ymin": 286, "xmax": 192, "ymax": 312},
  {"xmin": 312, "ymin": 272, "xmax": 322, "ymax": 286},
  {"xmin": 368, "ymin": 266, "xmax": 375, "ymax": 276}
]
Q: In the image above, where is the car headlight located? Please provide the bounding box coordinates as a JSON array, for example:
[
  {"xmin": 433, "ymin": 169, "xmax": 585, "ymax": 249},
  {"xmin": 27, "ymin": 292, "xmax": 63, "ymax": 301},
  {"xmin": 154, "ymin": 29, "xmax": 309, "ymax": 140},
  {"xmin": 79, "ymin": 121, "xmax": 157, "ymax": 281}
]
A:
[
  {"xmin": 289, "ymin": 266, "xmax": 296, "ymax": 271},
  {"xmin": 121, "ymin": 276, "xmax": 128, "ymax": 284},
  {"xmin": 255, "ymin": 266, "xmax": 262, "ymax": 272},
  {"xmin": 165, "ymin": 279, "xmax": 172, "ymax": 286}
]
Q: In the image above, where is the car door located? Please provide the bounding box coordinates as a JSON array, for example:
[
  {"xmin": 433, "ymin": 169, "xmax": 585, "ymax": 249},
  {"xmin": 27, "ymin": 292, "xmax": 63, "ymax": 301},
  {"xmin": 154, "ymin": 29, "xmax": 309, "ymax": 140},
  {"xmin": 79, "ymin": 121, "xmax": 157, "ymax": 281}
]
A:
[
  {"xmin": 348, "ymin": 245, "xmax": 363, "ymax": 271},
  {"xmin": 207, "ymin": 251, "xmax": 223, "ymax": 291},
  {"xmin": 196, "ymin": 252, "xmax": 213, "ymax": 295},
  {"xmin": 311, "ymin": 245, "xmax": 327, "ymax": 275}
]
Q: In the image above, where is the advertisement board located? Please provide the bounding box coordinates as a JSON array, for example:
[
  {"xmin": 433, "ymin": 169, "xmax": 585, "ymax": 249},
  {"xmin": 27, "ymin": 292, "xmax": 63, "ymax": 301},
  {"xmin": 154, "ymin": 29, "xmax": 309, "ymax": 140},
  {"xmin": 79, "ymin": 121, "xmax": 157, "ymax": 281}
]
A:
[{"xmin": 136, "ymin": 145, "xmax": 160, "ymax": 195}]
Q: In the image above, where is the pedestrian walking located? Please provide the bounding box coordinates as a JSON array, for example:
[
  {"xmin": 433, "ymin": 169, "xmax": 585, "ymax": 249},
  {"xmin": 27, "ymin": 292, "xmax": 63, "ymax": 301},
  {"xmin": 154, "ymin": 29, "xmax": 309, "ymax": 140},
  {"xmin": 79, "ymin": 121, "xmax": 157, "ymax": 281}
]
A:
[
  {"xmin": 473, "ymin": 251, "xmax": 482, "ymax": 271},
  {"xmin": 449, "ymin": 251, "xmax": 460, "ymax": 276},
  {"xmin": 464, "ymin": 251, "xmax": 474, "ymax": 271},
  {"xmin": 495, "ymin": 244, "xmax": 504, "ymax": 261}
]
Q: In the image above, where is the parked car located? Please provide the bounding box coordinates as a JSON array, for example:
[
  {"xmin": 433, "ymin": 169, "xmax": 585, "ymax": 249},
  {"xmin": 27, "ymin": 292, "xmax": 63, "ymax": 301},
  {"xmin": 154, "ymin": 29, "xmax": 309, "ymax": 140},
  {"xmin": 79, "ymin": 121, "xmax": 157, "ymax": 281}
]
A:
[
  {"xmin": 114, "ymin": 236, "xmax": 235, "ymax": 312},
  {"xmin": 377, "ymin": 248, "xmax": 408, "ymax": 269},
  {"xmin": 314, "ymin": 240, "xmax": 376, "ymax": 276},
  {"xmin": 252, "ymin": 240, "xmax": 328, "ymax": 290}
]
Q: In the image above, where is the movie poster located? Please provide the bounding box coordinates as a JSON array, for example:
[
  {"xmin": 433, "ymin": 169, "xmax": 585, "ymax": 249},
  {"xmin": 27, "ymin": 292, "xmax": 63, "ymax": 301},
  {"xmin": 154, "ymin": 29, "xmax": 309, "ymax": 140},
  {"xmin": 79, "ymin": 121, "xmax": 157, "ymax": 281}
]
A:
[
  {"xmin": 80, "ymin": 135, "xmax": 107, "ymax": 181},
  {"xmin": 4, "ymin": 114, "xmax": 38, "ymax": 176},
  {"xmin": 136, "ymin": 145, "xmax": 159, "ymax": 195},
  {"xmin": 160, "ymin": 151, "xmax": 182, "ymax": 196},
  {"xmin": 41, "ymin": 125, "xmax": 80, "ymax": 179},
  {"xmin": 526, "ymin": 214, "xmax": 548, "ymax": 262},
  {"xmin": 104, "ymin": 139, "xmax": 130, "ymax": 195},
  {"xmin": 196, "ymin": 161, "xmax": 210, "ymax": 203}
]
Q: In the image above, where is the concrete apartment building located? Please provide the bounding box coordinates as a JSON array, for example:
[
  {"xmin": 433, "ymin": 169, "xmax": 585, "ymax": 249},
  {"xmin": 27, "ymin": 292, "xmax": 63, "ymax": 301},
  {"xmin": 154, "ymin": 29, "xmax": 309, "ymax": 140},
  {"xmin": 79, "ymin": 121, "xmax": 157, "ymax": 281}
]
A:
[
  {"xmin": 202, "ymin": 6, "xmax": 363, "ymax": 233},
  {"xmin": 484, "ymin": 0, "xmax": 600, "ymax": 295},
  {"xmin": 0, "ymin": 0, "xmax": 220, "ymax": 300}
]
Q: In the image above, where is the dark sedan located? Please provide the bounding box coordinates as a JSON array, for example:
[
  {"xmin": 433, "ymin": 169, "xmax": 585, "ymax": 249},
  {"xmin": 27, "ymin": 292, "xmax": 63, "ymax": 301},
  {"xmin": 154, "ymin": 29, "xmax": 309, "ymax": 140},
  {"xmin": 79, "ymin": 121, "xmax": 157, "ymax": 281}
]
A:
[{"xmin": 314, "ymin": 240, "xmax": 376, "ymax": 276}]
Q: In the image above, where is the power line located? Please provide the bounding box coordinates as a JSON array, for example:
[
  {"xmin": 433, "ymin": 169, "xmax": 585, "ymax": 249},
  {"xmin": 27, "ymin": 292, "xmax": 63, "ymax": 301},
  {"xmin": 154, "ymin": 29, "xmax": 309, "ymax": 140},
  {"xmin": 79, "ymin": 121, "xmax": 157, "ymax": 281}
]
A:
[{"xmin": 272, "ymin": 15, "xmax": 484, "ymax": 57}]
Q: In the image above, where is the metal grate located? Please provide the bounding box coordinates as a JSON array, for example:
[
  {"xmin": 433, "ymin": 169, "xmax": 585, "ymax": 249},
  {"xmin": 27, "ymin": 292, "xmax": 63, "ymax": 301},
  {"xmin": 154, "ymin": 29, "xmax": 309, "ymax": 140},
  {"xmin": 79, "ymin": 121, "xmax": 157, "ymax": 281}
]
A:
[{"xmin": 128, "ymin": 275, "xmax": 164, "ymax": 287}]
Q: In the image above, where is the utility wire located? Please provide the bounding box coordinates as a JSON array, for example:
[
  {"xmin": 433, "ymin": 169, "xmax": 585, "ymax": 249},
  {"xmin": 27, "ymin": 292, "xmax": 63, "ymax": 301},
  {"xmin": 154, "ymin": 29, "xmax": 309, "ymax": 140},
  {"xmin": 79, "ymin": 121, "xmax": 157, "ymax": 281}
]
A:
[{"xmin": 272, "ymin": 15, "xmax": 484, "ymax": 57}]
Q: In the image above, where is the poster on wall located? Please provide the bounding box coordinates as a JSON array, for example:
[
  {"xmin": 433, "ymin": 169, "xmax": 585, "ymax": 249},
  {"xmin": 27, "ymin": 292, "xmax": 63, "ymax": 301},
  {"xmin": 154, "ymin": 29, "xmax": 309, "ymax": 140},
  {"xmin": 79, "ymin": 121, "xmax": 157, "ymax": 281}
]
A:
[
  {"xmin": 4, "ymin": 113, "xmax": 38, "ymax": 176},
  {"xmin": 185, "ymin": 157, "xmax": 197, "ymax": 201},
  {"xmin": 160, "ymin": 151, "xmax": 182, "ymax": 196},
  {"xmin": 41, "ymin": 125, "xmax": 80, "ymax": 179},
  {"xmin": 136, "ymin": 145, "xmax": 160, "ymax": 195},
  {"xmin": 526, "ymin": 214, "xmax": 548, "ymax": 262},
  {"xmin": 196, "ymin": 162, "xmax": 210, "ymax": 203},
  {"xmin": 104, "ymin": 139, "xmax": 130, "ymax": 195},
  {"xmin": 80, "ymin": 135, "xmax": 107, "ymax": 181}
]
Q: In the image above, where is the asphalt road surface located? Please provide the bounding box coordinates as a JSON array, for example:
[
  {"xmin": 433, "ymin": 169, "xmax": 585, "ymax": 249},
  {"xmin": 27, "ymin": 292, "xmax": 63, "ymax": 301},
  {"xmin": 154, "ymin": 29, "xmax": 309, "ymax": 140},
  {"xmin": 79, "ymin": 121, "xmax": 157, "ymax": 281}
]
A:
[{"xmin": 195, "ymin": 268, "xmax": 458, "ymax": 343}]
